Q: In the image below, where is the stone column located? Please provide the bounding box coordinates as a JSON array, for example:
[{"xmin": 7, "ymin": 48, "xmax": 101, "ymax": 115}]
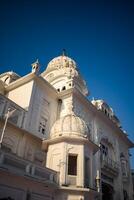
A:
[
  {"xmin": 60, "ymin": 142, "xmax": 68, "ymax": 186},
  {"xmin": 77, "ymin": 145, "xmax": 84, "ymax": 187}
]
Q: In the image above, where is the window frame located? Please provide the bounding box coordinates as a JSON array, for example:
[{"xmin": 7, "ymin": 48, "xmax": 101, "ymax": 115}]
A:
[{"xmin": 68, "ymin": 154, "xmax": 77, "ymax": 176}]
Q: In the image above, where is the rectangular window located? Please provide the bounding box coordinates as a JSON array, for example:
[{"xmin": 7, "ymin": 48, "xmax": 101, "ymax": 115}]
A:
[
  {"xmin": 85, "ymin": 157, "xmax": 90, "ymax": 187},
  {"xmin": 100, "ymin": 143, "xmax": 108, "ymax": 157},
  {"xmin": 68, "ymin": 155, "xmax": 77, "ymax": 175},
  {"xmin": 38, "ymin": 117, "xmax": 47, "ymax": 135}
]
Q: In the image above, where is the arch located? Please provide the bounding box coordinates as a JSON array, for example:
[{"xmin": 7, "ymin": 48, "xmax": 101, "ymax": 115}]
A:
[
  {"xmin": 62, "ymin": 86, "xmax": 66, "ymax": 91},
  {"xmin": 2, "ymin": 136, "xmax": 14, "ymax": 152},
  {"xmin": 4, "ymin": 76, "xmax": 10, "ymax": 83},
  {"xmin": 102, "ymin": 182, "xmax": 114, "ymax": 200}
]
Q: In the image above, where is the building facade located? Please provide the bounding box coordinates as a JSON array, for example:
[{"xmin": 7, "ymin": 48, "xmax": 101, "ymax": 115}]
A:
[{"xmin": 0, "ymin": 53, "xmax": 133, "ymax": 200}]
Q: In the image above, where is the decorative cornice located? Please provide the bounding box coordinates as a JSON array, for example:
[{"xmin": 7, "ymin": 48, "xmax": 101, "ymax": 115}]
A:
[{"xmin": 42, "ymin": 135, "xmax": 99, "ymax": 154}]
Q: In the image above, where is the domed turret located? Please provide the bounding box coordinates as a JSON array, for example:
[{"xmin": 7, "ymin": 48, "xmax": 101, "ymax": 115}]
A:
[
  {"xmin": 46, "ymin": 55, "xmax": 77, "ymax": 73},
  {"xmin": 50, "ymin": 114, "xmax": 89, "ymax": 138},
  {"xmin": 41, "ymin": 52, "xmax": 89, "ymax": 96}
]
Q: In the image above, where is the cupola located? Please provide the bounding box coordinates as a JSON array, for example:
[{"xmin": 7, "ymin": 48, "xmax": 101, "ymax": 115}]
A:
[
  {"xmin": 50, "ymin": 114, "xmax": 89, "ymax": 139},
  {"xmin": 41, "ymin": 51, "xmax": 89, "ymax": 96}
]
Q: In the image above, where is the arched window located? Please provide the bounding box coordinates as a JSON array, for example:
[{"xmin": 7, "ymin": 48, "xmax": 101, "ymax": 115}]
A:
[
  {"xmin": 120, "ymin": 153, "xmax": 128, "ymax": 177},
  {"xmin": 62, "ymin": 86, "xmax": 66, "ymax": 91},
  {"xmin": 100, "ymin": 138, "xmax": 115, "ymax": 162}
]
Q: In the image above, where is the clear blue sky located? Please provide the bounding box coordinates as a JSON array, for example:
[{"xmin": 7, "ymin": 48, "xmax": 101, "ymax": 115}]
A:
[{"xmin": 0, "ymin": 0, "xmax": 134, "ymax": 167}]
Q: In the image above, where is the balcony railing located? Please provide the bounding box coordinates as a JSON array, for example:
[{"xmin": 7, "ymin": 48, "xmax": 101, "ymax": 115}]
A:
[
  {"xmin": 0, "ymin": 94, "xmax": 27, "ymax": 128},
  {"xmin": 101, "ymin": 155, "xmax": 119, "ymax": 176},
  {"xmin": 0, "ymin": 150, "xmax": 59, "ymax": 185}
]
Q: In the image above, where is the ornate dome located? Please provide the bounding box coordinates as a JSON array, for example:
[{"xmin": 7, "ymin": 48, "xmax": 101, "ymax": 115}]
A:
[
  {"xmin": 46, "ymin": 55, "xmax": 77, "ymax": 72},
  {"xmin": 41, "ymin": 52, "xmax": 89, "ymax": 96},
  {"xmin": 50, "ymin": 114, "xmax": 89, "ymax": 139}
]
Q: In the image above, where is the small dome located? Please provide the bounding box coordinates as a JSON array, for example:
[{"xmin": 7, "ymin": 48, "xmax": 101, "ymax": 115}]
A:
[
  {"xmin": 50, "ymin": 114, "xmax": 89, "ymax": 138},
  {"xmin": 45, "ymin": 55, "xmax": 77, "ymax": 72}
]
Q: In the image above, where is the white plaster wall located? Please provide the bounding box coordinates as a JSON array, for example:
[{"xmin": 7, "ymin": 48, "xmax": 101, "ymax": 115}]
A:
[
  {"xmin": 0, "ymin": 121, "xmax": 43, "ymax": 163},
  {"xmin": 73, "ymin": 95, "xmax": 94, "ymax": 140},
  {"xmin": 46, "ymin": 141, "xmax": 94, "ymax": 188},
  {"xmin": 72, "ymin": 93, "xmax": 133, "ymax": 199},
  {"xmin": 7, "ymin": 80, "xmax": 34, "ymax": 109},
  {"xmin": 55, "ymin": 191, "xmax": 85, "ymax": 200},
  {"xmin": 26, "ymin": 82, "xmax": 58, "ymax": 138},
  {"xmin": 60, "ymin": 95, "xmax": 73, "ymax": 117}
]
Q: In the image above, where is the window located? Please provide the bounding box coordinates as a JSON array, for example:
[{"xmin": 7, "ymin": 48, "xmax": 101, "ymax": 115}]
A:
[
  {"xmin": 104, "ymin": 109, "xmax": 107, "ymax": 114},
  {"xmin": 62, "ymin": 86, "xmax": 66, "ymax": 91},
  {"xmin": 100, "ymin": 143, "xmax": 108, "ymax": 157},
  {"xmin": 121, "ymin": 160, "xmax": 127, "ymax": 177},
  {"xmin": 123, "ymin": 190, "xmax": 128, "ymax": 200},
  {"xmin": 120, "ymin": 153, "xmax": 128, "ymax": 177},
  {"xmin": 85, "ymin": 157, "xmax": 90, "ymax": 187},
  {"xmin": 68, "ymin": 155, "xmax": 77, "ymax": 175},
  {"xmin": 38, "ymin": 118, "xmax": 47, "ymax": 135}
]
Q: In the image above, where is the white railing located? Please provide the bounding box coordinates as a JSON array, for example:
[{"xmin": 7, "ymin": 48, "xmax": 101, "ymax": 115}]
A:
[
  {"xmin": 0, "ymin": 150, "xmax": 59, "ymax": 185},
  {"xmin": 0, "ymin": 94, "xmax": 27, "ymax": 128},
  {"xmin": 101, "ymin": 155, "xmax": 119, "ymax": 173}
]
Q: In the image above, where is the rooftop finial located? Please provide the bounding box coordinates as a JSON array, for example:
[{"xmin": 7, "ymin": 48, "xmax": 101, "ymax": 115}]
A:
[
  {"xmin": 31, "ymin": 59, "xmax": 40, "ymax": 74},
  {"xmin": 92, "ymin": 97, "xmax": 95, "ymax": 101},
  {"xmin": 62, "ymin": 49, "xmax": 67, "ymax": 56}
]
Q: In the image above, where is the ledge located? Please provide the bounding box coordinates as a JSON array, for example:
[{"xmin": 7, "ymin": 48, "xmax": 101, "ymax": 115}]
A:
[{"xmin": 42, "ymin": 135, "xmax": 99, "ymax": 154}]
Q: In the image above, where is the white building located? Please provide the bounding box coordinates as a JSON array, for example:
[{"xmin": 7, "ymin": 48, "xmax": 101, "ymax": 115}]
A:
[{"xmin": 0, "ymin": 53, "xmax": 133, "ymax": 200}]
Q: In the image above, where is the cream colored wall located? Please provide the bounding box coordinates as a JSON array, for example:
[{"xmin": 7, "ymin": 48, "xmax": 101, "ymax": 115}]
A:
[
  {"xmin": 55, "ymin": 191, "xmax": 86, "ymax": 200},
  {"xmin": 73, "ymin": 95, "xmax": 94, "ymax": 140},
  {"xmin": 7, "ymin": 80, "xmax": 34, "ymax": 109},
  {"xmin": 72, "ymin": 92, "xmax": 133, "ymax": 199},
  {"xmin": 46, "ymin": 141, "xmax": 94, "ymax": 188},
  {"xmin": 0, "ymin": 121, "xmax": 44, "ymax": 163},
  {"xmin": 26, "ymin": 82, "xmax": 58, "ymax": 139},
  {"xmin": 60, "ymin": 94, "xmax": 73, "ymax": 117}
]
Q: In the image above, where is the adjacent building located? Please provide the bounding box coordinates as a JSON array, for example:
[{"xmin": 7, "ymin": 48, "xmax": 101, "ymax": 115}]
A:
[{"xmin": 0, "ymin": 53, "xmax": 133, "ymax": 200}]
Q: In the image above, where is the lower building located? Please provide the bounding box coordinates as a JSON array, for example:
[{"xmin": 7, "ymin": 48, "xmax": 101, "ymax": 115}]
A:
[{"xmin": 0, "ymin": 53, "xmax": 133, "ymax": 200}]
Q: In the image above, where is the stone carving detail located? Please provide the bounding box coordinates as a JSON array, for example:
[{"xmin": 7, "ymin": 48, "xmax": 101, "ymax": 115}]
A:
[
  {"xmin": 46, "ymin": 73, "xmax": 54, "ymax": 81},
  {"xmin": 50, "ymin": 114, "xmax": 89, "ymax": 138}
]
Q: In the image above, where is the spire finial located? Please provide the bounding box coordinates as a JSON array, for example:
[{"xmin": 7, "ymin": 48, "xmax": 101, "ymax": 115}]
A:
[
  {"xmin": 62, "ymin": 49, "xmax": 67, "ymax": 56},
  {"xmin": 31, "ymin": 59, "xmax": 40, "ymax": 74}
]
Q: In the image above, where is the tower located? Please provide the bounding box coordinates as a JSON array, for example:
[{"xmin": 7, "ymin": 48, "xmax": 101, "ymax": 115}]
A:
[{"xmin": 42, "ymin": 53, "xmax": 98, "ymax": 200}]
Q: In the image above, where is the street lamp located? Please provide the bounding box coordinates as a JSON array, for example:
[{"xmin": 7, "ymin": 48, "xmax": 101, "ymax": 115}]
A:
[
  {"xmin": 95, "ymin": 170, "xmax": 101, "ymax": 193},
  {"xmin": 0, "ymin": 108, "xmax": 16, "ymax": 148}
]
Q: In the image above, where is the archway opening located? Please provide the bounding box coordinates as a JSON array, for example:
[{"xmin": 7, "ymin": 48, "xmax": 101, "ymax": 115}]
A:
[{"xmin": 102, "ymin": 182, "xmax": 114, "ymax": 200}]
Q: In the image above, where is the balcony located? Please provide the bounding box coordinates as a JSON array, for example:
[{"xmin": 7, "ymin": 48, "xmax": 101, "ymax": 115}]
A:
[
  {"xmin": 0, "ymin": 94, "xmax": 27, "ymax": 128},
  {"xmin": 101, "ymin": 155, "xmax": 119, "ymax": 176},
  {"xmin": 0, "ymin": 150, "xmax": 59, "ymax": 186}
]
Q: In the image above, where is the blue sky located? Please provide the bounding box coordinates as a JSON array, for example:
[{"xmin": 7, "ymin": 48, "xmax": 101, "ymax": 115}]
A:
[{"xmin": 0, "ymin": 0, "xmax": 134, "ymax": 167}]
